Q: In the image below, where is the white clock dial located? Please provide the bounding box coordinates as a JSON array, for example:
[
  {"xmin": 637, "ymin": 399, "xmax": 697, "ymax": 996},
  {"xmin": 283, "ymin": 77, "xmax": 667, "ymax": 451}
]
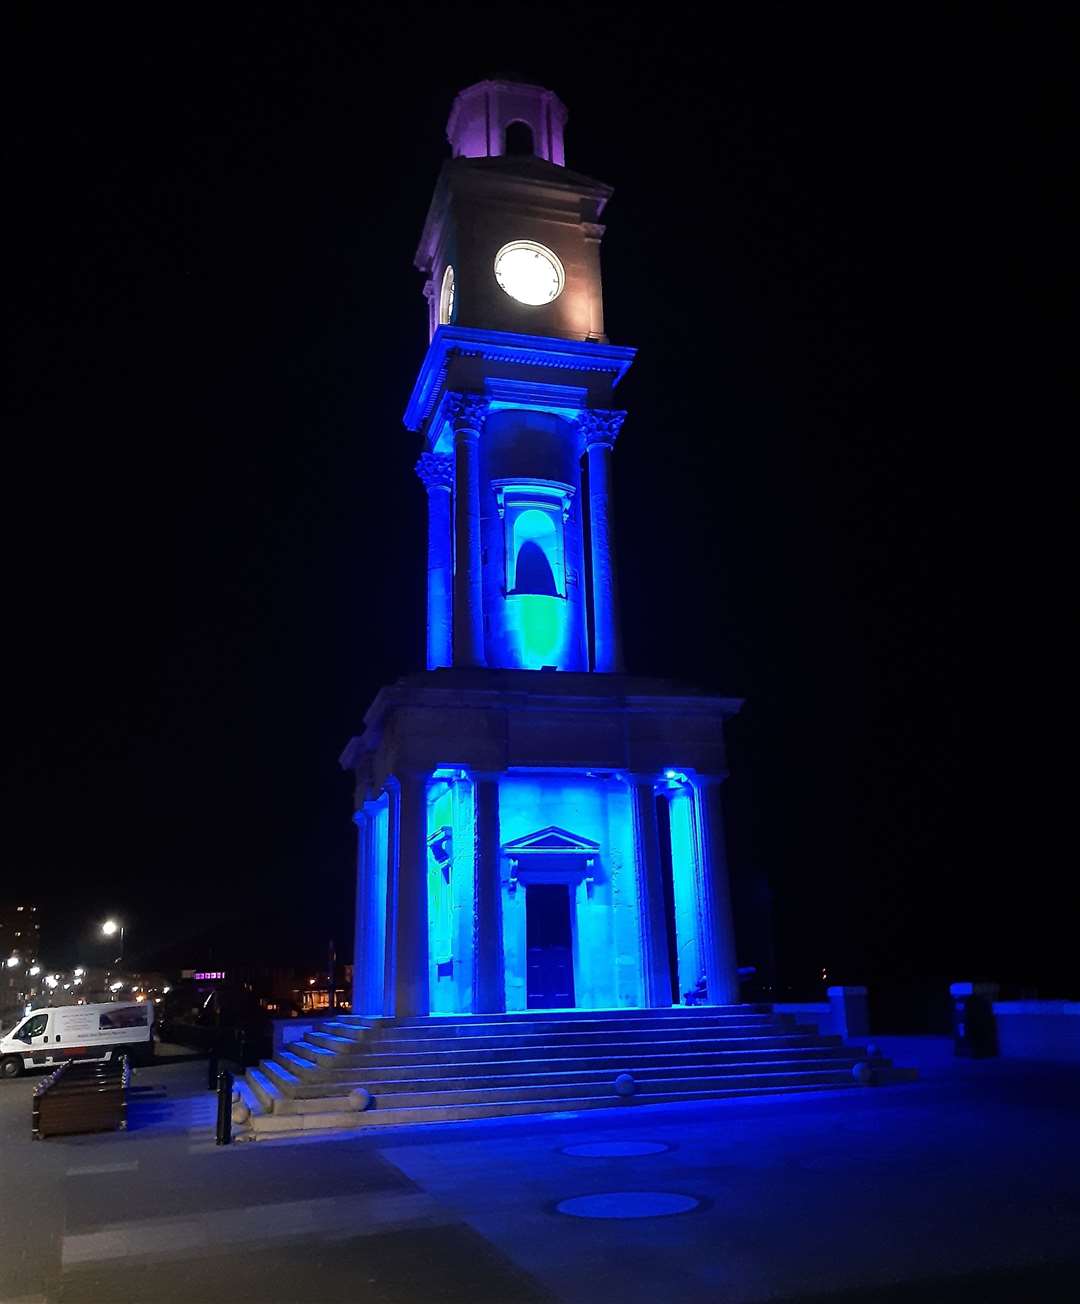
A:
[{"xmin": 493, "ymin": 240, "xmax": 564, "ymax": 306}]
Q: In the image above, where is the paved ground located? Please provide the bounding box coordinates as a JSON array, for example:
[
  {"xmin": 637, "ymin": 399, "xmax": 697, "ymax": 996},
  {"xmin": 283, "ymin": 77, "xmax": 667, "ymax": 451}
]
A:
[{"xmin": 1, "ymin": 1038, "xmax": 1078, "ymax": 1303}]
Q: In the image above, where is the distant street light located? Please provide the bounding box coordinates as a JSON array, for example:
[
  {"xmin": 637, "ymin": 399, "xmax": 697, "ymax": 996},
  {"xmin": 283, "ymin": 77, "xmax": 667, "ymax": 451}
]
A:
[
  {"xmin": 5, "ymin": 956, "xmax": 19, "ymax": 968},
  {"xmin": 29, "ymin": 965, "xmax": 41, "ymax": 977},
  {"xmin": 101, "ymin": 918, "xmax": 125, "ymax": 963}
]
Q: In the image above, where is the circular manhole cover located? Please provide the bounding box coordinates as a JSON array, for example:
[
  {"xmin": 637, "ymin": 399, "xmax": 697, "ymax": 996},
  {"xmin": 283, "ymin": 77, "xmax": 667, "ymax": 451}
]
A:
[
  {"xmin": 560, "ymin": 1141, "xmax": 670, "ymax": 1158},
  {"xmin": 556, "ymin": 1191, "xmax": 701, "ymax": 1219}
]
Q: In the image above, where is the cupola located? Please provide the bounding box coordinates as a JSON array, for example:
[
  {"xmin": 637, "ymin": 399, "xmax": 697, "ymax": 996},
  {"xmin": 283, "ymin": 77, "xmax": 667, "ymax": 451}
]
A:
[{"xmin": 446, "ymin": 78, "xmax": 568, "ymax": 166}]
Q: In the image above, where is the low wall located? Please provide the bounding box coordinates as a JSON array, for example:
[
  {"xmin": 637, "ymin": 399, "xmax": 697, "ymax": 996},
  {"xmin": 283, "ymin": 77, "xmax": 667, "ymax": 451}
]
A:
[
  {"xmin": 774, "ymin": 1002, "xmax": 830, "ymax": 1022},
  {"xmin": 992, "ymin": 1001, "xmax": 1080, "ymax": 1062},
  {"xmin": 774, "ymin": 988, "xmax": 869, "ymax": 1041},
  {"xmin": 272, "ymin": 1019, "xmax": 320, "ymax": 1055}
]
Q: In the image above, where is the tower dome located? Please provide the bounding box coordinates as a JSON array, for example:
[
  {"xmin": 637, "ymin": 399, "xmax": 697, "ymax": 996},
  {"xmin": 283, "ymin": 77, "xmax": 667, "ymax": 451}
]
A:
[{"xmin": 446, "ymin": 78, "xmax": 568, "ymax": 166}]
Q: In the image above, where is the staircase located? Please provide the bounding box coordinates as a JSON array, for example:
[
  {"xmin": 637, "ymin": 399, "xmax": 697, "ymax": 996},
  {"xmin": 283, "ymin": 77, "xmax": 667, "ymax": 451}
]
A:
[{"xmin": 239, "ymin": 1005, "xmax": 913, "ymax": 1138}]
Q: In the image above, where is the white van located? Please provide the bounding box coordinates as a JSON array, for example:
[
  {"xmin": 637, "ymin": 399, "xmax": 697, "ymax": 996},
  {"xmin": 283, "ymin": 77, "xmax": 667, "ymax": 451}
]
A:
[{"xmin": 0, "ymin": 1002, "xmax": 155, "ymax": 1079}]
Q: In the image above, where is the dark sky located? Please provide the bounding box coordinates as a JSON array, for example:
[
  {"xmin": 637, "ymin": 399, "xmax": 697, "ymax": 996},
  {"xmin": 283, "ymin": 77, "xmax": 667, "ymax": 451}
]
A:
[{"xmin": 7, "ymin": 5, "xmax": 1071, "ymax": 994}]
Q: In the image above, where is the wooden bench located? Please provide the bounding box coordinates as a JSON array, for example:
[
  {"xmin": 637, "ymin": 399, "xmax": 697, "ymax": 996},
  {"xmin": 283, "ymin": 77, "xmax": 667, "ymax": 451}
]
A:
[{"xmin": 32, "ymin": 1054, "xmax": 132, "ymax": 1139}]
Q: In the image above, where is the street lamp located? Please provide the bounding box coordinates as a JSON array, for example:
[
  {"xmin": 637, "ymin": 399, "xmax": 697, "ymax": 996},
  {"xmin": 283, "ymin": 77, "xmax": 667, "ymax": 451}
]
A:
[
  {"xmin": 5, "ymin": 956, "xmax": 19, "ymax": 969},
  {"xmin": 101, "ymin": 918, "xmax": 125, "ymax": 964}
]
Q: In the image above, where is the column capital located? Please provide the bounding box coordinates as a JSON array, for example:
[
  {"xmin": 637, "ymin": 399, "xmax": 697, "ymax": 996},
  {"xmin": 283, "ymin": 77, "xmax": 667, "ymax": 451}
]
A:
[
  {"xmin": 415, "ymin": 451, "xmax": 453, "ymax": 491},
  {"xmin": 445, "ymin": 391, "xmax": 488, "ymax": 435},
  {"xmin": 579, "ymin": 408, "xmax": 626, "ymax": 450}
]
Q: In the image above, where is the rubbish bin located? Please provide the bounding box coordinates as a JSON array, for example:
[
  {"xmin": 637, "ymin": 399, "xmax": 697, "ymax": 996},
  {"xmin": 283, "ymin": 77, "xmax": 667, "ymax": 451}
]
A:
[{"xmin": 950, "ymin": 982, "xmax": 999, "ymax": 1058}]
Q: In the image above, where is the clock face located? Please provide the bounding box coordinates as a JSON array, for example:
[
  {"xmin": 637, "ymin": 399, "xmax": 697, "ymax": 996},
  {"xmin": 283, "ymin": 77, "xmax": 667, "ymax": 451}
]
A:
[
  {"xmin": 439, "ymin": 264, "xmax": 455, "ymax": 324},
  {"xmin": 494, "ymin": 240, "xmax": 564, "ymax": 306}
]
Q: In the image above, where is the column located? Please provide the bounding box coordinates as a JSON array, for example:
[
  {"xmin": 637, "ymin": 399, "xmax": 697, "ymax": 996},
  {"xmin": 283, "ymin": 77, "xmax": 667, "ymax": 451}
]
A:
[
  {"xmin": 351, "ymin": 805, "xmax": 377, "ymax": 1015},
  {"xmin": 448, "ymin": 392, "xmax": 487, "ymax": 667},
  {"xmin": 390, "ymin": 772, "xmax": 430, "ymax": 1018},
  {"xmin": 630, "ymin": 776, "xmax": 675, "ymax": 1007},
  {"xmin": 580, "ymin": 409, "xmax": 626, "ymax": 673},
  {"xmin": 382, "ymin": 782, "xmax": 400, "ymax": 1016},
  {"xmin": 415, "ymin": 452, "xmax": 454, "ymax": 669},
  {"xmin": 472, "ymin": 774, "xmax": 505, "ymax": 1013},
  {"xmin": 694, "ymin": 777, "xmax": 740, "ymax": 1006}
]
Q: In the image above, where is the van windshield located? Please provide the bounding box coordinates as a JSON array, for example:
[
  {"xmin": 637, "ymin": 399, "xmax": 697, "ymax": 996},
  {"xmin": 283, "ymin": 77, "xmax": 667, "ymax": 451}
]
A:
[{"xmin": 6, "ymin": 1013, "xmax": 47, "ymax": 1040}]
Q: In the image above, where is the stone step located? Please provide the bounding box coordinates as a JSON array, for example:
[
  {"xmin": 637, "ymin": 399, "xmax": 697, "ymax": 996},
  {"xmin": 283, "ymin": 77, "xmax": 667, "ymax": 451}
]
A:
[
  {"xmin": 324, "ymin": 1027, "xmax": 813, "ymax": 1058},
  {"xmin": 246, "ymin": 1079, "xmax": 856, "ymax": 1138},
  {"xmin": 260, "ymin": 1058, "xmax": 303, "ymax": 1093},
  {"xmin": 290, "ymin": 1039, "xmax": 364, "ymax": 1066},
  {"xmin": 304, "ymin": 1029, "xmax": 369, "ymax": 1053},
  {"xmin": 337, "ymin": 1003, "xmax": 774, "ymax": 1029},
  {"xmin": 269, "ymin": 1056, "xmax": 876, "ymax": 1102},
  {"xmin": 311, "ymin": 1032, "xmax": 842, "ymax": 1073},
  {"xmin": 233, "ymin": 1075, "xmax": 263, "ymax": 1126},
  {"xmin": 245, "ymin": 1066, "xmax": 283, "ymax": 1113},
  {"xmin": 347, "ymin": 1066, "xmax": 859, "ymax": 1110},
  {"xmin": 314, "ymin": 1021, "xmax": 374, "ymax": 1043},
  {"xmin": 248, "ymin": 1063, "xmax": 365, "ymax": 1116},
  {"xmin": 332, "ymin": 1012, "xmax": 783, "ymax": 1042},
  {"xmin": 274, "ymin": 1048, "xmax": 326, "ymax": 1079},
  {"xmin": 272, "ymin": 1042, "xmax": 862, "ymax": 1092}
]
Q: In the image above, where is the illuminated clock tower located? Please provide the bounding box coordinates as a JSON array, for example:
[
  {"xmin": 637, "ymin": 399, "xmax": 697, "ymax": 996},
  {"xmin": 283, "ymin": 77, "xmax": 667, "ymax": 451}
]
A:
[{"xmin": 342, "ymin": 79, "xmax": 744, "ymax": 1021}]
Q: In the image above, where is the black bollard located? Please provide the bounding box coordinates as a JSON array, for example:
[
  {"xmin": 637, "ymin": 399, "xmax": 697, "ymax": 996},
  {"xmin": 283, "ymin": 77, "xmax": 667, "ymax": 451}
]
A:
[
  {"xmin": 207, "ymin": 1047, "xmax": 219, "ymax": 1091},
  {"xmin": 215, "ymin": 1069, "xmax": 233, "ymax": 1146}
]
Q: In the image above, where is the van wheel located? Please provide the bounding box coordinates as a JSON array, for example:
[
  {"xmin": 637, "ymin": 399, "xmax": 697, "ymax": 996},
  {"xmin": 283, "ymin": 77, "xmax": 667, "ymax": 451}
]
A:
[{"xmin": 1, "ymin": 1056, "xmax": 23, "ymax": 1080}]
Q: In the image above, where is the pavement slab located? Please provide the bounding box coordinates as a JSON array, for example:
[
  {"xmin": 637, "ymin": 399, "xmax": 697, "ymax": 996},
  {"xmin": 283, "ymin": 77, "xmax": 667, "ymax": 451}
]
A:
[{"xmin": 1, "ymin": 1045, "xmax": 1079, "ymax": 1303}]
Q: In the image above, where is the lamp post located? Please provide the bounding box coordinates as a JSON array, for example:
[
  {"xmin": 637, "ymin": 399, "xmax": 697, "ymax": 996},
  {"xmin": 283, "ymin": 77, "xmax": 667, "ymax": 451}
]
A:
[{"xmin": 101, "ymin": 918, "xmax": 125, "ymax": 965}]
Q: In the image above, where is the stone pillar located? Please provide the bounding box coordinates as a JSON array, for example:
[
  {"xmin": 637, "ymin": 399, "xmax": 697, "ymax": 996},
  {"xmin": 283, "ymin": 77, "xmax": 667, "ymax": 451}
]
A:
[
  {"xmin": 390, "ymin": 772, "xmax": 430, "ymax": 1018},
  {"xmin": 580, "ymin": 409, "xmax": 626, "ymax": 673},
  {"xmin": 629, "ymin": 776, "xmax": 674, "ymax": 1007},
  {"xmin": 351, "ymin": 804, "xmax": 381, "ymax": 1016},
  {"xmin": 415, "ymin": 452, "xmax": 454, "ymax": 670},
  {"xmin": 382, "ymin": 782, "xmax": 400, "ymax": 1017},
  {"xmin": 472, "ymin": 774, "xmax": 505, "ymax": 1013},
  {"xmin": 827, "ymin": 986, "xmax": 870, "ymax": 1040},
  {"xmin": 694, "ymin": 777, "xmax": 740, "ymax": 1006},
  {"xmin": 448, "ymin": 392, "xmax": 487, "ymax": 668}
]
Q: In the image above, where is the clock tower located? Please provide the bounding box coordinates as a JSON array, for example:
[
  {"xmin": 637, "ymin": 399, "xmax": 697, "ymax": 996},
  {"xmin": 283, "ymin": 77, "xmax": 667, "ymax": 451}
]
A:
[{"xmin": 342, "ymin": 80, "xmax": 745, "ymax": 1023}]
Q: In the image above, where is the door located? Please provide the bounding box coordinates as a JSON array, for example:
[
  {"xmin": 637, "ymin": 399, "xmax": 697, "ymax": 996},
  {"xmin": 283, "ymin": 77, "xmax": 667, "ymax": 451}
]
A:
[
  {"xmin": 526, "ymin": 883, "xmax": 575, "ymax": 1009},
  {"xmin": 15, "ymin": 1012, "xmax": 52, "ymax": 1065}
]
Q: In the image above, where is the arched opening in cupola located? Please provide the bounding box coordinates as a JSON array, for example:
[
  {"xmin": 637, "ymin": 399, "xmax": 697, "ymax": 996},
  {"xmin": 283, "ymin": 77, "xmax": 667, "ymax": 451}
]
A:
[{"xmin": 505, "ymin": 120, "xmax": 535, "ymax": 157}]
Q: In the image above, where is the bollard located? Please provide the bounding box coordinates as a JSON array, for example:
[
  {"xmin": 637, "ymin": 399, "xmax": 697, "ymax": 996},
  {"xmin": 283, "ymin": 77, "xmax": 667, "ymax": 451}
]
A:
[
  {"xmin": 207, "ymin": 1047, "xmax": 219, "ymax": 1091},
  {"xmin": 215, "ymin": 1070, "xmax": 234, "ymax": 1146}
]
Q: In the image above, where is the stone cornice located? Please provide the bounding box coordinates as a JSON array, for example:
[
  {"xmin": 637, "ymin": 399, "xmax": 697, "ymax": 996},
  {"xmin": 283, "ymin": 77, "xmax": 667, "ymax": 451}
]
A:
[{"xmin": 403, "ymin": 327, "xmax": 636, "ymax": 434}]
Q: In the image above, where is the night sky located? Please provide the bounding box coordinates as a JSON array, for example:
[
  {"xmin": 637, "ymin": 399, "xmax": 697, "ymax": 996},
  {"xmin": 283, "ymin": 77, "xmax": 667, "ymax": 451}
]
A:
[{"xmin": 8, "ymin": 6, "xmax": 1071, "ymax": 997}]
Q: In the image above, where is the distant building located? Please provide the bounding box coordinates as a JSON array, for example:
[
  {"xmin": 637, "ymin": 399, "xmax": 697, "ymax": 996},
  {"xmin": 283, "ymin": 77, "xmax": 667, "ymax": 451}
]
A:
[{"xmin": 1, "ymin": 902, "xmax": 42, "ymax": 1016}]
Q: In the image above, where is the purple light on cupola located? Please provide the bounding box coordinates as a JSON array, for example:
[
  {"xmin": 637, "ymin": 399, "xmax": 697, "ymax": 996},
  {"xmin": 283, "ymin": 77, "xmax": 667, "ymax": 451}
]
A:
[{"xmin": 446, "ymin": 79, "xmax": 568, "ymax": 165}]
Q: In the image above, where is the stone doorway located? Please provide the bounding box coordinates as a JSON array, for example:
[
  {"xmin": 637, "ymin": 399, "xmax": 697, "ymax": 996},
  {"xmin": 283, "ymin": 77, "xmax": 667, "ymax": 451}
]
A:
[{"xmin": 525, "ymin": 883, "xmax": 575, "ymax": 1009}]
